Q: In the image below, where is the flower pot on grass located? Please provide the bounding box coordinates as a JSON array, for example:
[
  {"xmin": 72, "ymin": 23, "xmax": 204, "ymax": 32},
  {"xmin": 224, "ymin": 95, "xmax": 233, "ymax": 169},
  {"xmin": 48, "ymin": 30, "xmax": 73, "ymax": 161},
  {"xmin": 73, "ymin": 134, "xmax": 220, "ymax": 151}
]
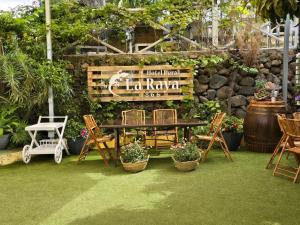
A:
[
  {"xmin": 222, "ymin": 131, "xmax": 243, "ymax": 151},
  {"xmin": 65, "ymin": 120, "xmax": 88, "ymax": 155},
  {"xmin": 171, "ymin": 141, "xmax": 201, "ymax": 172},
  {"xmin": 67, "ymin": 137, "xmax": 85, "ymax": 155},
  {"xmin": 120, "ymin": 140, "xmax": 149, "ymax": 173},
  {"xmin": 0, "ymin": 134, "xmax": 10, "ymax": 150}
]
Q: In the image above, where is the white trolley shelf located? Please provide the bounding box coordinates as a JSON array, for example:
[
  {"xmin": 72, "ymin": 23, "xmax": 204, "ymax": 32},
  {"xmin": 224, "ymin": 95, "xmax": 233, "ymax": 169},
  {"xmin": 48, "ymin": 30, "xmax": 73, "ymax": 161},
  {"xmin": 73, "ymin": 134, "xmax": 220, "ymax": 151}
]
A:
[{"xmin": 22, "ymin": 116, "xmax": 69, "ymax": 164}]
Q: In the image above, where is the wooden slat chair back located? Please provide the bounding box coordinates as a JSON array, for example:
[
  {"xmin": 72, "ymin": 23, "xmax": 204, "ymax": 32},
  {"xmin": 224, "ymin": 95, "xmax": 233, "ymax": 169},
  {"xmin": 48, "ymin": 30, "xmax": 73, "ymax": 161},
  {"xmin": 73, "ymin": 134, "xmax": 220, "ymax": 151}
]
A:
[
  {"xmin": 78, "ymin": 115, "xmax": 114, "ymax": 165},
  {"xmin": 122, "ymin": 110, "xmax": 146, "ymax": 145},
  {"xmin": 195, "ymin": 112, "xmax": 232, "ymax": 161},
  {"xmin": 153, "ymin": 109, "xmax": 178, "ymax": 149},
  {"xmin": 266, "ymin": 114, "xmax": 287, "ymax": 169},
  {"xmin": 273, "ymin": 118, "xmax": 300, "ymax": 183}
]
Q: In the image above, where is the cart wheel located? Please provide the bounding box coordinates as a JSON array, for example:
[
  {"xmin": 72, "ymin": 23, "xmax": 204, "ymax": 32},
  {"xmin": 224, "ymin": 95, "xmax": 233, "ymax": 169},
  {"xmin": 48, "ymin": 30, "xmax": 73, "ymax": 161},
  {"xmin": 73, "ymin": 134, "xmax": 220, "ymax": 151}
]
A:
[
  {"xmin": 22, "ymin": 145, "xmax": 31, "ymax": 164},
  {"xmin": 54, "ymin": 145, "xmax": 63, "ymax": 164}
]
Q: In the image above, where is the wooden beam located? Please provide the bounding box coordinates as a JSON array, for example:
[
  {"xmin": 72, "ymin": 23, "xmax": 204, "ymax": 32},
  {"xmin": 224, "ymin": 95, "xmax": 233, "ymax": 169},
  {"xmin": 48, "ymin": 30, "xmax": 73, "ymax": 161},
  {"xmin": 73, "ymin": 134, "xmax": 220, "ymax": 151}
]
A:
[
  {"xmin": 138, "ymin": 34, "xmax": 170, "ymax": 53},
  {"xmin": 87, "ymin": 34, "xmax": 125, "ymax": 53}
]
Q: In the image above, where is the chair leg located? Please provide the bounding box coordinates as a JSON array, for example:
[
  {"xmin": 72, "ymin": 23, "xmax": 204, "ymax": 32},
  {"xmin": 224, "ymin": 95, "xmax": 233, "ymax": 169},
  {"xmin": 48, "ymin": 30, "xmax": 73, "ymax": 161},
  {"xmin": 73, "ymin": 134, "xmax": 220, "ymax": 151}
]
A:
[
  {"xmin": 266, "ymin": 134, "xmax": 285, "ymax": 169},
  {"xmin": 273, "ymin": 149, "xmax": 285, "ymax": 176},
  {"xmin": 95, "ymin": 144, "xmax": 109, "ymax": 166},
  {"xmin": 203, "ymin": 139, "xmax": 215, "ymax": 161},
  {"xmin": 218, "ymin": 132, "xmax": 232, "ymax": 161},
  {"xmin": 77, "ymin": 137, "xmax": 90, "ymax": 163},
  {"xmin": 293, "ymin": 165, "xmax": 300, "ymax": 183}
]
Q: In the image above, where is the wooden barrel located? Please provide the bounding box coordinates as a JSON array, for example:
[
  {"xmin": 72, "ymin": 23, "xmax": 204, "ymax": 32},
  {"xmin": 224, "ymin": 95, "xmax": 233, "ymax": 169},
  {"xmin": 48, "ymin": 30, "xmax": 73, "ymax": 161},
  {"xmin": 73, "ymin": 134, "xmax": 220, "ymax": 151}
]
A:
[{"xmin": 244, "ymin": 100, "xmax": 286, "ymax": 153}]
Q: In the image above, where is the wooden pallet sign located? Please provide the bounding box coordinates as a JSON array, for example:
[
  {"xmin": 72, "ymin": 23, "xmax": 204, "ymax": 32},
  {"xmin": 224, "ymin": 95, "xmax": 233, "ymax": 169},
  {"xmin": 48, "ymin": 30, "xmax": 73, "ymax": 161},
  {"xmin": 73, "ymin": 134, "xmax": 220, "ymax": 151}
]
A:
[{"xmin": 87, "ymin": 65, "xmax": 193, "ymax": 102}]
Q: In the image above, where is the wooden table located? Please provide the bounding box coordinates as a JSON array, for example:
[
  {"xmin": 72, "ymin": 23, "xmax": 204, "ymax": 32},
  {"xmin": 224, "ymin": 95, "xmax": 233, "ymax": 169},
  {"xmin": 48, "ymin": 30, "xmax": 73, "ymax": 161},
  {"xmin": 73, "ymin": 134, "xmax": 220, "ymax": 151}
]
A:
[{"xmin": 99, "ymin": 119, "xmax": 206, "ymax": 156}]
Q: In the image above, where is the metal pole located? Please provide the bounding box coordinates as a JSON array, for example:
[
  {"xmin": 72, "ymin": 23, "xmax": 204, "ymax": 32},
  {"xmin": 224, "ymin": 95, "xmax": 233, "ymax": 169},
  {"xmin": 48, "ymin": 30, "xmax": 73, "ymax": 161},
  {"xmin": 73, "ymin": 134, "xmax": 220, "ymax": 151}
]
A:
[
  {"xmin": 283, "ymin": 14, "xmax": 290, "ymax": 104},
  {"xmin": 45, "ymin": 0, "xmax": 54, "ymax": 136},
  {"xmin": 211, "ymin": 0, "xmax": 219, "ymax": 46}
]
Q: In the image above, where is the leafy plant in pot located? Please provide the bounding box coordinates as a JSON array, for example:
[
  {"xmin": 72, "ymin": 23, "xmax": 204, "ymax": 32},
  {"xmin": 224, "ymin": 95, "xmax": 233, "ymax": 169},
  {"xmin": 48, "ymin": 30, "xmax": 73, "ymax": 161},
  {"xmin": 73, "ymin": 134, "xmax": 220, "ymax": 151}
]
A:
[
  {"xmin": 171, "ymin": 140, "xmax": 201, "ymax": 172},
  {"xmin": 120, "ymin": 140, "xmax": 149, "ymax": 173},
  {"xmin": 65, "ymin": 119, "xmax": 87, "ymax": 155},
  {"xmin": 0, "ymin": 106, "xmax": 29, "ymax": 150},
  {"xmin": 222, "ymin": 116, "xmax": 243, "ymax": 151}
]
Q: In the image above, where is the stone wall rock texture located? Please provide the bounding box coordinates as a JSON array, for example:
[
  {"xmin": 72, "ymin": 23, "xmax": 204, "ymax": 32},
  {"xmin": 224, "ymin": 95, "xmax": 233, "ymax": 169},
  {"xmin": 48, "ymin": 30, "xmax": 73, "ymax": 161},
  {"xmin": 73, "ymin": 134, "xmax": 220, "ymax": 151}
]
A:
[{"xmin": 65, "ymin": 49, "xmax": 297, "ymax": 118}]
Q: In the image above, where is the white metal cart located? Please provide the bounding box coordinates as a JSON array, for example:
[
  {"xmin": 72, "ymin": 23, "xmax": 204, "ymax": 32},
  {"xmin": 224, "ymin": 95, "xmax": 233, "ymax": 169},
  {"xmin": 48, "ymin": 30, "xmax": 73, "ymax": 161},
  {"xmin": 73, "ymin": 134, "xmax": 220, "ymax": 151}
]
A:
[{"xmin": 22, "ymin": 116, "xmax": 69, "ymax": 164}]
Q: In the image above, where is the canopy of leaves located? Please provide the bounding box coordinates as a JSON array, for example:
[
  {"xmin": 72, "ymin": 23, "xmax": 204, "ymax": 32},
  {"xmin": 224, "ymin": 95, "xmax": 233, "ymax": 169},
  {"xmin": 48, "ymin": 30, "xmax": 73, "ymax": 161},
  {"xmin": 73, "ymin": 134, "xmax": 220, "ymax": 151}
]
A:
[{"xmin": 250, "ymin": 0, "xmax": 300, "ymax": 22}]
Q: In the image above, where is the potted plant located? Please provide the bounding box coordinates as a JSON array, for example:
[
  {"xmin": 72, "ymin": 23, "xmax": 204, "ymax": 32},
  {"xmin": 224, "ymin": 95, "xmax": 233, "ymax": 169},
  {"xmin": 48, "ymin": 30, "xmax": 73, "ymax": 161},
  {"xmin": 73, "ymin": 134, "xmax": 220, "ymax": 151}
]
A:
[
  {"xmin": 0, "ymin": 107, "xmax": 29, "ymax": 150},
  {"xmin": 222, "ymin": 115, "xmax": 243, "ymax": 151},
  {"xmin": 65, "ymin": 119, "xmax": 87, "ymax": 155},
  {"xmin": 120, "ymin": 140, "xmax": 149, "ymax": 173},
  {"xmin": 171, "ymin": 140, "xmax": 201, "ymax": 172}
]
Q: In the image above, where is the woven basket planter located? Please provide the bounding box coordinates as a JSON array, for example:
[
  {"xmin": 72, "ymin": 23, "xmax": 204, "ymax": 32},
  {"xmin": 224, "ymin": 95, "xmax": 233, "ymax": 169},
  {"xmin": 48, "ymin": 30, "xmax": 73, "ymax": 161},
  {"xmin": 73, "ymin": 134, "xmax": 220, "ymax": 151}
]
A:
[
  {"xmin": 172, "ymin": 156, "xmax": 200, "ymax": 172},
  {"xmin": 120, "ymin": 155, "xmax": 150, "ymax": 173}
]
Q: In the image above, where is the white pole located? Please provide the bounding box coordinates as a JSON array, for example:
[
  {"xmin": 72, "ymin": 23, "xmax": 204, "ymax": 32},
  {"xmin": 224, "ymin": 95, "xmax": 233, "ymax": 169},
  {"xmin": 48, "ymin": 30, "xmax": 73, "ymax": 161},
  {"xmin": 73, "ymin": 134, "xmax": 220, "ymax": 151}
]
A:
[
  {"xmin": 45, "ymin": 0, "xmax": 54, "ymax": 136},
  {"xmin": 283, "ymin": 14, "xmax": 290, "ymax": 104},
  {"xmin": 296, "ymin": 53, "xmax": 300, "ymax": 106},
  {"xmin": 211, "ymin": 0, "xmax": 219, "ymax": 47}
]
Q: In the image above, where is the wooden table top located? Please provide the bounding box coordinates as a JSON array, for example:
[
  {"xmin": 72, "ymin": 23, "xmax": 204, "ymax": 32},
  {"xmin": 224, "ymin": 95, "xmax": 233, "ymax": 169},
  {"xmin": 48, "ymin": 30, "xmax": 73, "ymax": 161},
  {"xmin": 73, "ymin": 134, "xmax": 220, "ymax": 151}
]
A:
[{"xmin": 99, "ymin": 119, "xmax": 206, "ymax": 129}]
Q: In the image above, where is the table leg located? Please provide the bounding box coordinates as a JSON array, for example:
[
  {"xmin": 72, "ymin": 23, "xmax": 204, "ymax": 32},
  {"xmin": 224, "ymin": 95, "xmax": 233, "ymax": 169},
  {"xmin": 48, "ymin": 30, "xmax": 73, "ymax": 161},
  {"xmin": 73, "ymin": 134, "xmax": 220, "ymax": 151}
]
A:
[{"xmin": 115, "ymin": 128, "xmax": 121, "ymax": 158}]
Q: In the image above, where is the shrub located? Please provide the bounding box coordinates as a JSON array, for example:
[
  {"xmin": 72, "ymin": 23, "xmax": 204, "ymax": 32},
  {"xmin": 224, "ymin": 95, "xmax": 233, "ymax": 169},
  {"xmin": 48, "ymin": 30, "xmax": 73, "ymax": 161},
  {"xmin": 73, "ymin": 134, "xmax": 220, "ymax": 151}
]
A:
[
  {"xmin": 172, "ymin": 141, "xmax": 200, "ymax": 162},
  {"xmin": 120, "ymin": 140, "xmax": 148, "ymax": 163}
]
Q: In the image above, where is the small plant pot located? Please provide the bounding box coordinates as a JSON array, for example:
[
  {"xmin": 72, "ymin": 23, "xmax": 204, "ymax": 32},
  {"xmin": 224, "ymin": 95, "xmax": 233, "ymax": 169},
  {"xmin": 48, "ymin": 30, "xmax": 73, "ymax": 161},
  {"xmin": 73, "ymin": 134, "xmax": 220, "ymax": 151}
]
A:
[
  {"xmin": 120, "ymin": 155, "xmax": 150, "ymax": 173},
  {"xmin": 0, "ymin": 134, "xmax": 10, "ymax": 150},
  {"xmin": 222, "ymin": 131, "xmax": 243, "ymax": 151},
  {"xmin": 67, "ymin": 137, "xmax": 85, "ymax": 155},
  {"xmin": 172, "ymin": 156, "xmax": 200, "ymax": 172}
]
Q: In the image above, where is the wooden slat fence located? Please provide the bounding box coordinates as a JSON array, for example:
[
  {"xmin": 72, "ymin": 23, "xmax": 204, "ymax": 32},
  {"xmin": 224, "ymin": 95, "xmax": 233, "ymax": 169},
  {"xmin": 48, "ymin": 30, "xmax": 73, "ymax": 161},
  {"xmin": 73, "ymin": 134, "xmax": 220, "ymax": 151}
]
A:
[{"xmin": 87, "ymin": 65, "xmax": 193, "ymax": 102}]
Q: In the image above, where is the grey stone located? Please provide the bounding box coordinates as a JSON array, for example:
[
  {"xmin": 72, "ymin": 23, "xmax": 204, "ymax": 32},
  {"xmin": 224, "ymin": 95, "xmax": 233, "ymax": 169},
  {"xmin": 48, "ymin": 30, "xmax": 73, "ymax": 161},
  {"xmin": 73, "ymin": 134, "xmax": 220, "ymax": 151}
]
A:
[
  {"xmin": 271, "ymin": 60, "xmax": 282, "ymax": 66},
  {"xmin": 260, "ymin": 68, "xmax": 270, "ymax": 75},
  {"xmin": 198, "ymin": 75, "xmax": 209, "ymax": 84},
  {"xmin": 234, "ymin": 84, "xmax": 240, "ymax": 92},
  {"xmin": 264, "ymin": 62, "xmax": 271, "ymax": 69},
  {"xmin": 238, "ymin": 86, "xmax": 255, "ymax": 96},
  {"xmin": 199, "ymin": 96, "xmax": 208, "ymax": 103},
  {"xmin": 217, "ymin": 86, "xmax": 233, "ymax": 99},
  {"xmin": 209, "ymin": 74, "xmax": 228, "ymax": 89},
  {"xmin": 218, "ymin": 68, "xmax": 230, "ymax": 76},
  {"xmin": 199, "ymin": 84, "xmax": 208, "ymax": 93},
  {"xmin": 230, "ymin": 95, "xmax": 247, "ymax": 107},
  {"xmin": 260, "ymin": 56, "xmax": 269, "ymax": 64},
  {"xmin": 239, "ymin": 77, "xmax": 255, "ymax": 86},
  {"xmin": 207, "ymin": 89, "xmax": 216, "ymax": 100},
  {"xmin": 193, "ymin": 79, "xmax": 201, "ymax": 94},
  {"xmin": 235, "ymin": 108, "xmax": 247, "ymax": 118},
  {"xmin": 270, "ymin": 67, "xmax": 281, "ymax": 74}
]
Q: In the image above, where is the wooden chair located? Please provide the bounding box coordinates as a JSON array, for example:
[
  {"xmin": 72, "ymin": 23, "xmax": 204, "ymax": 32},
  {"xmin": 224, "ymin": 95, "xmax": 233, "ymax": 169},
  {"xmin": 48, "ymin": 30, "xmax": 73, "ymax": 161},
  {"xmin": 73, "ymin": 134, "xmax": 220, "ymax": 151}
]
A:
[
  {"xmin": 78, "ymin": 115, "xmax": 115, "ymax": 166},
  {"xmin": 266, "ymin": 114, "xmax": 287, "ymax": 169},
  {"xmin": 122, "ymin": 110, "xmax": 146, "ymax": 145},
  {"xmin": 273, "ymin": 118, "xmax": 300, "ymax": 183},
  {"xmin": 195, "ymin": 112, "xmax": 232, "ymax": 161},
  {"xmin": 293, "ymin": 112, "xmax": 300, "ymax": 120},
  {"xmin": 153, "ymin": 109, "xmax": 178, "ymax": 149}
]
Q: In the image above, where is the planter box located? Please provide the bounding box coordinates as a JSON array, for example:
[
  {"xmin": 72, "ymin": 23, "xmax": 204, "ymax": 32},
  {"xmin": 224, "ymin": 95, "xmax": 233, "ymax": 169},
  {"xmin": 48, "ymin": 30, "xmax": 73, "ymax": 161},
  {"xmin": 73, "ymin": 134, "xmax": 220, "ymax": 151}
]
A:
[
  {"xmin": 67, "ymin": 137, "xmax": 85, "ymax": 155},
  {"xmin": 0, "ymin": 134, "xmax": 10, "ymax": 150},
  {"xmin": 120, "ymin": 155, "xmax": 150, "ymax": 173},
  {"xmin": 172, "ymin": 156, "xmax": 200, "ymax": 172},
  {"xmin": 222, "ymin": 132, "xmax": 243, "ymax": 151}
]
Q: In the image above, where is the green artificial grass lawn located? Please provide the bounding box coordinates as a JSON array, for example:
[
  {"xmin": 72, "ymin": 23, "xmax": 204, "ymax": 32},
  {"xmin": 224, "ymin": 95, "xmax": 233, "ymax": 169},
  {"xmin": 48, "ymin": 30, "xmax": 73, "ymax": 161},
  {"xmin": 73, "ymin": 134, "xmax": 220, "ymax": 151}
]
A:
[{"xmin": 1, "ymin": 150, "xmax": 300, "ymax": 225}]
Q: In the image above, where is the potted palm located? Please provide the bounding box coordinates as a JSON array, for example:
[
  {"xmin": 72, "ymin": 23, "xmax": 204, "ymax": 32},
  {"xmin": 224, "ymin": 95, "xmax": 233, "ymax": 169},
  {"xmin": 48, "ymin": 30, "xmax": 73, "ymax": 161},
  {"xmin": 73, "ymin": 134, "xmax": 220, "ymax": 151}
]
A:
[
  {"xmin": 65, "ymin": 119, "xmax": 87, "ymax": 155},
  {"xmin": 172, "ymin": 140, "xmax": 201, "ymax": 172},
  {"xmin": 222, "ymin": 115, "xmax": 243, "ymax": 151},
  {"xmin": 120, "ymin": 140, "xmax": 149, "ymax": 173}
]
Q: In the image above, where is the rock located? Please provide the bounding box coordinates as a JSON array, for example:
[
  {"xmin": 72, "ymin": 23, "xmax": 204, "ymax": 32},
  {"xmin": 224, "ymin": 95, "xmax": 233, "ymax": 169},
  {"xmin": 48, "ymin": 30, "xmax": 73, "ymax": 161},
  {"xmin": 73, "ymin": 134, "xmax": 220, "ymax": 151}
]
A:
[
  {"xmin": 234, "ymin": 84, "xmax": 240, "ymax": 92},
  {"xmin": 260, "ymin": 56, "xmax": 269, "ymax": 64},
  {"xmin": 199, "ymin": 96, "xmax": 208, "ymax": 103},
  {"xmin": 217, "ymin": 86, "xmax": 233, "ymax": 99},
  {"xmin": 199, "ymin": 84, "xmax": 208, "ymax": 93},
  {"xmin": 239, "ymin": 77, "xmax": 255, "ymax": 86},
  {"xmin": 230, "ymin": 95, "xmax": 247, "ymax": 107},
  {"xmin": 238, "ymin": 86, "xmax": 255, "ymax": 96},
  {"xmin": 209, "ymin": 74, "xmax": 228, "ymax": 89},
  {"xmin": 271, "ymin": 60, "xmax": 282, "ymax": 66},
  {"xmin": 207, "ymin": 89, "xmax": 217, "ymax": 100},
  {"xmin": 198, "ymin": 75, "xmax": 209, "ymax": 84},
  {"xmin": 193, "ymin": 79, "xmax": 201, "ymax": 94},
  {"xmin": 218, "ymin": 68, "xmax": 230, "ymax": 76},
  {"xmin": 260, "ymin": 68, "xmax": 270, "ymax": 75},
  {"xmin": 235, "ymin": 108, "xmax": 247, "ymax": 118},
  {"xmin": 264, "ymin": 62, "xmax": 271, "ymax": 69},
  {"xmin": 270, "ymin": 67, "xmax": 281, "ymax": 74}
]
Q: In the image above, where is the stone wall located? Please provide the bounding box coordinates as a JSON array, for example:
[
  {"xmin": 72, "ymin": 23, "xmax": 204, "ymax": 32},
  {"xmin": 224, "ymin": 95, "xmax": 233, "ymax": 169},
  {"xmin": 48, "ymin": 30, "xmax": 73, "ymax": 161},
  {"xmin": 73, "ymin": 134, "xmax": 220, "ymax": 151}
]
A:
[
  {"xmin": 193, "ymin": 49, "xmax": 297, "ymax": 117},
  {"xmin": 64, "ymin": 49, "xmax": 297, "ymax": 119}
]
